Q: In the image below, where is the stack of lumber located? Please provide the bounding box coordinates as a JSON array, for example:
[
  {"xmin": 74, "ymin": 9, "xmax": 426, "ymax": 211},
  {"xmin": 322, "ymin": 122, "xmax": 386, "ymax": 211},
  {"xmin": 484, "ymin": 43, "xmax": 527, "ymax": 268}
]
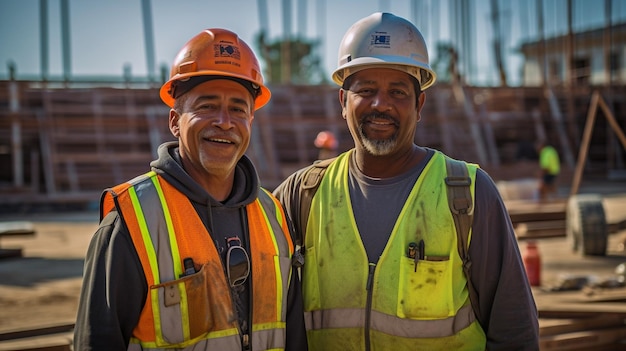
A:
[
  {"xmin": 537, "ymin": 285, "xmax": 626, "ymax": 350},
  {"xmin": 540, "ymin": 313, "xmax": 626, "ymax": 350},
  {"xmin": 506, "ymin": 199, "xmax": 568, "ymax": 240},
  {"xmin": 0, "ymin": 323, "xmax": 74, "ymax": 351}
]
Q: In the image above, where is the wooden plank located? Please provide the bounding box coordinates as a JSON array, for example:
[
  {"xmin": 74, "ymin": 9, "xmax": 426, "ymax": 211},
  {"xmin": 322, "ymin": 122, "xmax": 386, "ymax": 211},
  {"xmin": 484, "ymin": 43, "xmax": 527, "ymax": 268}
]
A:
[
  {"xmin": 539, "ymin": 325, "xmax": 626, "ymax": 351},
  {"xmin": 0, "ymin": 221, "xmax": 35, "ymax": 236},
  {"xmin": 0, "ymin": 323, "xmax": 74, "ymax": 342},
  {"xmin": 539, "ymin": 314, "xmax": 625, "ymax": 337},
  {"xmin": 506, "ymin": 200, "xmax": 567, "ymax": 224},
  {"xmin": 537, "ymin": 301, "xmax": 626, "ymax": 317},
  {"xmin": 0, "ymin": 333, "xmax": 72, "ymax": 351},
  {"xmin": 570, "ymin": 90, "xmax": 599, "ymax": 196},
  {"xmin": 515, "ymin": 220, "xmax": 566, "ymax": 240},
  {"xmin": 0, "ymin": 221, "xmax": 35, "ymax": 259},
  {"xmin": 582, "ymin": 287, "xmax": 626, "ymax": 303}
]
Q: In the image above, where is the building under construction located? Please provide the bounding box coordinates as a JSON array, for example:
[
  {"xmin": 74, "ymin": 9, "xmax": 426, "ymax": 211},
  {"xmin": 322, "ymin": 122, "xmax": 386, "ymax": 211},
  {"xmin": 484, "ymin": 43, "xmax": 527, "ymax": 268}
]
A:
[{"xmin": 1, "ymin": 0, "xmax": 626, "ymax": 206}]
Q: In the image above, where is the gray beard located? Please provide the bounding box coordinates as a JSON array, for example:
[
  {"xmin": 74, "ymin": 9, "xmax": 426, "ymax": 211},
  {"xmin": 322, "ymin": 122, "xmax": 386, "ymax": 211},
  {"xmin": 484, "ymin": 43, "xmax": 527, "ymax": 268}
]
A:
[{"xmin": 359, "ymin": 127, "xmax": 397, "ymax": 156}]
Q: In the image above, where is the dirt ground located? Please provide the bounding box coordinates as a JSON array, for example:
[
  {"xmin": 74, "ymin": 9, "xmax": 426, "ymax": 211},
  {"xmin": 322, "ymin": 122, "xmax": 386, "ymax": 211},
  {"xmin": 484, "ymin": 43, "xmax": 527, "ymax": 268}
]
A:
[
  {"xmin": 0, "ymin": 212, "xmax": 97, "ymax": 333},
  {"xmin": 0, "ymin": 180, "xmax": 625, "ymax": 347}
]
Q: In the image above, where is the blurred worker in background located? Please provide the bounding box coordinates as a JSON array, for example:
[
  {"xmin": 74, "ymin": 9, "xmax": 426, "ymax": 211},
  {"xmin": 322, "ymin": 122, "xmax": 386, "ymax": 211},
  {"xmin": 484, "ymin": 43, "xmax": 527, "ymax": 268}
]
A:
[
  {"xmin": 274, "ymin": 12, "xmax": 538, "ymax": 350},
  {"xmin": 536, "ymin": 140, "xmax": 561, "ymax": 201},
  {"xmin": 74, "ymin": 28, "xmax": 306, "ymax": 350},
  {"xmin": 314, "ymin": 130, "xmax": 339, "ymax": 160}
]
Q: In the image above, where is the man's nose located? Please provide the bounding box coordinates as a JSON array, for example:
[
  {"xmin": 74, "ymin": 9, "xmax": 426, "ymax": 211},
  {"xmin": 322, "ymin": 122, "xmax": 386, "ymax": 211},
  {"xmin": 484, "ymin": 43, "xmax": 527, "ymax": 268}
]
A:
[
  {"xmin": 371, "ymin": 92, "xmax": 392, "ymax": 111},
  {"xmin": 212, "ymin": 108, "xmax": 233, "ymax": 129}
]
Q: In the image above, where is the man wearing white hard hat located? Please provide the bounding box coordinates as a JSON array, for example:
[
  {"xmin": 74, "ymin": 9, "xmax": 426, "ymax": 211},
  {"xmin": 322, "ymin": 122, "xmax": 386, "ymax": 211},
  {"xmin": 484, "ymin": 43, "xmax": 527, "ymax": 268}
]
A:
[{"xmin": 274, "ymin": 12, "xmax": 538, "ymax": 350}]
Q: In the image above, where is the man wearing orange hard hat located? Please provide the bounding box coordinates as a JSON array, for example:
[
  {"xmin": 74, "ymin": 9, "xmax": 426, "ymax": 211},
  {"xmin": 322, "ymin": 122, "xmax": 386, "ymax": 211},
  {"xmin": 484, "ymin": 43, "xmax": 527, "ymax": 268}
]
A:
[{"xmin": 75, "ymin": 28, "xmax": 307, "ymax": 351}]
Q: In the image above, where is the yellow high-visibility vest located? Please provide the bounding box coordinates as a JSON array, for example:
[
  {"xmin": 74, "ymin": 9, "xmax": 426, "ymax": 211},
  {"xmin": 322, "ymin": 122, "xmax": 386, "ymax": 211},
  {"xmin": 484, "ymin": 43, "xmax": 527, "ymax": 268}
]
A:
[
  {"xmin": 539, "ymin": 145, "xmax": 560, "ymax": 175},
  {"xmin": 302, "ymin": 151, "xmax": 486, "ymax": 350}
]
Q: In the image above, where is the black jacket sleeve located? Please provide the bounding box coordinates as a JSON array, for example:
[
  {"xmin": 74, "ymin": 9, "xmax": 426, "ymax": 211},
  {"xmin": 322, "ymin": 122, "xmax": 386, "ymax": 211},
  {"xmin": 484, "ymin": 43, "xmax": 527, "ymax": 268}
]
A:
[
  {"xmin": 73, "ymin": 211, "xmax": 147, "ymax": 351},
  {"xmin": 471, "ymin": 169, "xmax": 539, "ymax": 350}
]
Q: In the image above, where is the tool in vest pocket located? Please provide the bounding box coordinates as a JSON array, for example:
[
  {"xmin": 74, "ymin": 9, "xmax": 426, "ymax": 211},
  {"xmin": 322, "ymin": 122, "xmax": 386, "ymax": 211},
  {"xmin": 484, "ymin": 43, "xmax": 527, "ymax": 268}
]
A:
[
  {"xmin": 407, "ymin": 242, "xmax": 417, "ymax": 259},
  {"xmin": 407, "ymin": 240, "xmax": 425, "ymax": 272},
  {"xmin": 417, "ymin": 240, "xmax": 425, "ymax": 272},
  {"xmin": 180, "ymin": 257, "xmax": 196, "ymax": 277}
]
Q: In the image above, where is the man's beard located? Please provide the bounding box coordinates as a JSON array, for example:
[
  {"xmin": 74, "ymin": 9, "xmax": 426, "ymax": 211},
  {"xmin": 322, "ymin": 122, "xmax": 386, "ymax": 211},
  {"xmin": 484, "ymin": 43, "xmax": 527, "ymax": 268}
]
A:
[{"xmin": 358, "ymin": 113, "xmax": 398, "ymax": 156}]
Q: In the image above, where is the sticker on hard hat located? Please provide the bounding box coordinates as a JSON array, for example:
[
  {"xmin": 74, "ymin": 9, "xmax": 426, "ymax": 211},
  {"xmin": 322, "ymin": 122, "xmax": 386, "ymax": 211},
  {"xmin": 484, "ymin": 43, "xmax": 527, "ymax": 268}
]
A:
[
  {"xmin": 371, "ymin": 34, "xmax": 390, "ymax": 46},
  {"xmin": 215, "ymin": 44, "xmax": 241, "ymax": 60}
]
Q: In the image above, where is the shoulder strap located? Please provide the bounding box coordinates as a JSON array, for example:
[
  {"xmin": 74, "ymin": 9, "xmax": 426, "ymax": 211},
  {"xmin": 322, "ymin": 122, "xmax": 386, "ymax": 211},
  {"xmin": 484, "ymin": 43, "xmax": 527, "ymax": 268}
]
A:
[
  {"xmin": 444, "ymin": 158, "xmax": 481, "ymax": 324},
  {"xmin": 296, "ymin": 157, "xmax": 336, "ymax": 247}
]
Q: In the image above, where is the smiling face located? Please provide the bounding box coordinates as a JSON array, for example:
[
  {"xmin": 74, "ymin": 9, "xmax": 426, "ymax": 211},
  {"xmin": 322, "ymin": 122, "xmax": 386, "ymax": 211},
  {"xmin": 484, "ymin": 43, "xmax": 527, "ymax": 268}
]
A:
[
  {"xmin": 169, "ymin": 78, "xmax": 254, "ymax": 188},
  {"xmin": 340, "ymin": 68, "xmax": 425, "ymax": 157}
]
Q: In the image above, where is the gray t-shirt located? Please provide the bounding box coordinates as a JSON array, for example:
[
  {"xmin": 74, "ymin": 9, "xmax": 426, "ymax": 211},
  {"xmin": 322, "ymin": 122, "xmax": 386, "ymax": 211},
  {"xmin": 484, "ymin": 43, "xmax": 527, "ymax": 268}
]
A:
[{"xmin": 348, "ymin": 149, "xmax": 434, "ymax": 262}]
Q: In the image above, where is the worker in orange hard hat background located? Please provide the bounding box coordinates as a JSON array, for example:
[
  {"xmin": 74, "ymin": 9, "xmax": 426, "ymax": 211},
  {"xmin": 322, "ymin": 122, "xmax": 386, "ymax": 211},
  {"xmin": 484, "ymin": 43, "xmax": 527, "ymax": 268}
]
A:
[
  {"xmin": 314, "ymin": 130, "xmax": 339, "ymax": 160},
  {"xmin": 274, "ymin": 12, "xmax": 538, "ymax": 350},
  {"xmin": 74, "ymin": 28, "xmax": 307, "ymax": 350}
]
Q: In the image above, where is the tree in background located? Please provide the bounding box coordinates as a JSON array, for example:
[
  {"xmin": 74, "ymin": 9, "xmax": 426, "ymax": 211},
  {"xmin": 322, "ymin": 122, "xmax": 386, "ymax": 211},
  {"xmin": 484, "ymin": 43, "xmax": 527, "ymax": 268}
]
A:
[
  {"xmin": 431, "ymin": 42, "xmax": 460, "ymax": 85},
  {"xmin": 255, "ymin": 31, "xmax": 328, "ymax": 85}
]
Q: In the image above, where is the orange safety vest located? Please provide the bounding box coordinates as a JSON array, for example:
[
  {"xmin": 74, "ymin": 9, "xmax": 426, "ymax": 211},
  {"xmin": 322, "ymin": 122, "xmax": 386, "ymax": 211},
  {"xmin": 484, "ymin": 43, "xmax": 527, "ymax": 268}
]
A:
[{"xmin": 101, "ymin": 171, "xmax": 294, "ymax": 350}]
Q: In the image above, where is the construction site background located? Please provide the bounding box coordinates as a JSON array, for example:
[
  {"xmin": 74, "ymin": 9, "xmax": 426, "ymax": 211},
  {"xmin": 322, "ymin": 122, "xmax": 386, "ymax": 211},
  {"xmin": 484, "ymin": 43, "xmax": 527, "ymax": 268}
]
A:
[{"xmin": 1, "ymin": 80, "xmax": 625, "ymax": 209}]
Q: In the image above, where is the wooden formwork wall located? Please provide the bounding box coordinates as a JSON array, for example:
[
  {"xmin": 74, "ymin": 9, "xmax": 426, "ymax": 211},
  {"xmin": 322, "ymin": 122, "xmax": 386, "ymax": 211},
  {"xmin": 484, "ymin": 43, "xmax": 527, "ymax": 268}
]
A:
[{"xmin": 1, "ymin": 81, "xmax": 625, "ymax": 205}]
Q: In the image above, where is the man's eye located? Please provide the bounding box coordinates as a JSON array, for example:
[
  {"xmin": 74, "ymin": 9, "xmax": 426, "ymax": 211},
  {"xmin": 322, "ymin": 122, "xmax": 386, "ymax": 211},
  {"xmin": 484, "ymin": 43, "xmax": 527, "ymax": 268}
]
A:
[
  {"xmin": 391, "ymin": 90, "xmax": 408, "ymax": 97},
  {"xmin": 197, "ymin": 104, "xmax": 217, "ymax": 110},
  {"xmin": 356, "ymin": 88, "xmax": 374, "ymax": 95}
]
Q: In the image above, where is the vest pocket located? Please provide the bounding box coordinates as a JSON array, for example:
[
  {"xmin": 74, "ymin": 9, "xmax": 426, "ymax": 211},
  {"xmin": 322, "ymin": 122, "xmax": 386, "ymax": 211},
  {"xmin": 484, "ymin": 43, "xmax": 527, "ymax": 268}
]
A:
[
  {"xmin": 151, "ymin": 263, "xmax": 218, "ymax": 346},
  {"xmin": 397, "ymin": 256, "xmax": 453, "ymax": 319}
]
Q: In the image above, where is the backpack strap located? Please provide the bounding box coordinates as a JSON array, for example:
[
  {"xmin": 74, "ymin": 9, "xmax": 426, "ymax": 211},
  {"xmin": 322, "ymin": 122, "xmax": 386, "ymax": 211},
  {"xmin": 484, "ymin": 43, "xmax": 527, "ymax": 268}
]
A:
[
  {"xmin": 445, "ymin": 158, "xmax": 481, "ymax": 324},
  {"xmin": 296, "ymin": 157, "xmax": 336, "ymax": 248}
]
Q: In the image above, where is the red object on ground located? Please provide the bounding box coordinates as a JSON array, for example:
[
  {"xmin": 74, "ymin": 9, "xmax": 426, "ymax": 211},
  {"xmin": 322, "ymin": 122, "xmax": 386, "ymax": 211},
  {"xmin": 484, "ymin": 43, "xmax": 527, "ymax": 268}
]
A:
[{"xmin": 523, "ymin": 241, "xmax": 542, "ymax": 286}]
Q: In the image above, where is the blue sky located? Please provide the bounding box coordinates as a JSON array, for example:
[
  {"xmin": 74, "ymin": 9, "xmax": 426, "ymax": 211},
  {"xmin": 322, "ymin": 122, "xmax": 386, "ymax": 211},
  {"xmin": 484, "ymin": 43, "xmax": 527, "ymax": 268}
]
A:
[{"xmin": 1, "ymin": 0, "xmax": 624, "ymax": 86}]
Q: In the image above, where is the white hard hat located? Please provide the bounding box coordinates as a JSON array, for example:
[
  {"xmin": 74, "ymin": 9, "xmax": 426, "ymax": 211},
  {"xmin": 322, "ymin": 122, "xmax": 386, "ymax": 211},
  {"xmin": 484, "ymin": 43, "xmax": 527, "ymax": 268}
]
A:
[{"xmin": 332, "ymin": 12, "xmax": 437, "ymax": 90}]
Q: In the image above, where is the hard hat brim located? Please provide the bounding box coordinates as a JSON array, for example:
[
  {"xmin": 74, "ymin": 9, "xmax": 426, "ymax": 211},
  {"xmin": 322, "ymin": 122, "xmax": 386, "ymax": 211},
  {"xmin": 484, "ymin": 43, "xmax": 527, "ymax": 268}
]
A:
[
  {"xmin": 332, "ymin": 57, "xmax": 436, "ymax": 90},
  {"xmin": 160, "ymin": 71, "xmax": 271, "ymax": 111}
]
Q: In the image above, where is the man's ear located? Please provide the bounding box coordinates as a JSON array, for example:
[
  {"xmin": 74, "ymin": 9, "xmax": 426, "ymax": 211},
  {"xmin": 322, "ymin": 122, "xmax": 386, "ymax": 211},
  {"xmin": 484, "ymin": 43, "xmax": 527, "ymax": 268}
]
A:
[
  {"xmin": 339, "ymin": 89, "xmax": 347, "ymax": 120},
  {"xmin": 169, "ymin": 109, "xmax": 180, "ymax": 138},
  {"xmin": 416, "ymin": 92, "xmax": 426, "ymax": 123}
]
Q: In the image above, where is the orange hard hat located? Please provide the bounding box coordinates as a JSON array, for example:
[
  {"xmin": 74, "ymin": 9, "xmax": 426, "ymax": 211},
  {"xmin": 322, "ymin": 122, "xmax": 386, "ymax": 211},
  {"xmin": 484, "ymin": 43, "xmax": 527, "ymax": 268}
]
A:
[
  {"xmin": 314, "ymin": 131, "xmax": 338, "ymax": 150},
  {"xmin": 160, "ymin": 28, "xmax": 271, "ymax": 111}
]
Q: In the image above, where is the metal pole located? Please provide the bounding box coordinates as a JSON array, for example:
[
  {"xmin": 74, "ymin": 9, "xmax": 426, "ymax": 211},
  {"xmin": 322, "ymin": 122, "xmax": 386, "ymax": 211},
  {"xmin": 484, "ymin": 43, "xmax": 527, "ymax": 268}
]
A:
[
  {"xmin": 281, "ymin": 0, "xmax": 292, "ymax": 83},
  {"xmin": 39, "ymin": 0, "xmax": 49, "ymax": 81},
  {"xmin": 60, "ymin": 0, "xmax": 71, "ymax": 83},
  {"xmin": 141, "ymin": 0, "xmax": 156, "ymax": 85}
]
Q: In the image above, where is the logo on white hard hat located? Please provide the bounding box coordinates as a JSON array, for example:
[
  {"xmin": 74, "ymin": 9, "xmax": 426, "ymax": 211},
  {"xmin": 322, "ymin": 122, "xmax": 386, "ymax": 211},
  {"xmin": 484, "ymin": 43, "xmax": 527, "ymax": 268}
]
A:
[{"xmin": 371, "ymin": 34, "xmax": 390, "ymax": 47}]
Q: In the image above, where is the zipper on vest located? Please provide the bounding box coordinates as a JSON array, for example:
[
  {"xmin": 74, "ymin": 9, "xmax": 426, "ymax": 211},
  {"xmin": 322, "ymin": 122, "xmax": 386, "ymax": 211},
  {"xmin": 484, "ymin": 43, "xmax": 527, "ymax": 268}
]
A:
[
  {"xmin": 364, "ymin": 263, "xmax": 376, "ymax": 351},
  {"xmin": 244, "ymin": 276, "xmax": 252, "ymax": 351},
  {"xmin": 242, "ymin": 332, "xmax": 250, "ymax": 350}
]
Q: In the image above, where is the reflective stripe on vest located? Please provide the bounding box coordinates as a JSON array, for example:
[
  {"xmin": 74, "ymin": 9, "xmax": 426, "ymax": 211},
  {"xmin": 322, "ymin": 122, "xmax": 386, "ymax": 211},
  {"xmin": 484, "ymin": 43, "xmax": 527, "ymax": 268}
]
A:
[
  {"xmin": 302, "ymin": 151, "xmax": 486, "ymax": 350},
  {"xmin": 101, "ymin": 171, "xmax": 293, "ymax": 350},
  {"xmin": 304, "ymin": 304, "xmax": 474, "ymax": 338}
]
